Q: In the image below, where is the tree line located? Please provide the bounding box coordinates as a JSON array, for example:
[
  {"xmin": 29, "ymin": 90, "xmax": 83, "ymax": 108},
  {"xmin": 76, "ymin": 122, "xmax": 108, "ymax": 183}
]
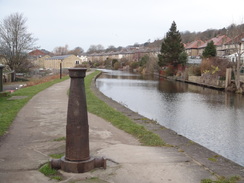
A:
[
  {"xmin": 180, "ymin": 23, "xmax": 244, "ymax": 43},
  {"xmin": 1, "ymin": 12, "xmax": 244, "ymax": 93}
]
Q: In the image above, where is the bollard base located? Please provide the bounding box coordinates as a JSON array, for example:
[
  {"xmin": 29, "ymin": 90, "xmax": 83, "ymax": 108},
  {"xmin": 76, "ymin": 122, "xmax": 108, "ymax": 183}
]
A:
[
  {"xmin": 51, "ymin": 156, "xmax": 106, "ymax": 173},
  {"xmin": 61, "ymin": 156, "xmax": 95, "ymax": 173}
]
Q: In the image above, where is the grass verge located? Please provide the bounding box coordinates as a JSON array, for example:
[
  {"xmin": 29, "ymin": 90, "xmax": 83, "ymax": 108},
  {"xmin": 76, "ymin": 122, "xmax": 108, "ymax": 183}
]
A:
[
  {"xmin": 85, "ymin": 71, "xmax": 165, "ymax": 146},
  {"xmin": 0, "ymin": 75, "xmax": 69, "ymax": 136},
  {"xmin": 201, "ymin": 176, "xmax": 240, "ymax": 183}
]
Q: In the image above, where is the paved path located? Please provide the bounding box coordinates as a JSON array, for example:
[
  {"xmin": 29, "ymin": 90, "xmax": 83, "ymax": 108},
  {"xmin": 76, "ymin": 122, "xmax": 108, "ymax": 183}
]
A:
[{"xmin": 0, "ymin": 76, "xmax": 222, "ymax": 183}]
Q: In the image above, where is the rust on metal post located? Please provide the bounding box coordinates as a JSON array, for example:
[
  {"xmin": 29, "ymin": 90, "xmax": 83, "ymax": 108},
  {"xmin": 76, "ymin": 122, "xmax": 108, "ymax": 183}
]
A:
[
  {"xmin": 65, "ymin": 68, "xmax": 90, "ymax": 161},
  {"xmin": 50, "ymin": 68, "xmax": 106, "ymax": 173}
]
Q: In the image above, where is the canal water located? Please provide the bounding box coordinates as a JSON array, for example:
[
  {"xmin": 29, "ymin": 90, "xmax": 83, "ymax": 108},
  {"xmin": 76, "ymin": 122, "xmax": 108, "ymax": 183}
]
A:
[{"xmin": 96, "ymin": 70, "xmax": 244, "ymax": 166}]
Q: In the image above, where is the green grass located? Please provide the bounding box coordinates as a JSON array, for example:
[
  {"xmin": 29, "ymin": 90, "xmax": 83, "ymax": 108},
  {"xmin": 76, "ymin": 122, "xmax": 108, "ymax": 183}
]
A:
[
  {"xmin": 201, "ymin": 176, "xmax": 240, "ymax": 183},
  {"xmin": 49, "ymin": 153, "xmax": 64, "ymax": 159},
  {"xmin": 0, "ymin": 76, "xmax": 69, "ymax": 136},
  {"xmin": 85, "ymin": 71, "xmax": 165, "ymax": 146},
  {"xmin": 53, "ymin": 137, "xmax": 66, "ymax": 141},
  {"xmin": 39, "ymin": 163, "xmax": 62, "ymax": 181},
  {"xmin": 39, "ymin": 163, "xmax": 57, "ymax": 176}
]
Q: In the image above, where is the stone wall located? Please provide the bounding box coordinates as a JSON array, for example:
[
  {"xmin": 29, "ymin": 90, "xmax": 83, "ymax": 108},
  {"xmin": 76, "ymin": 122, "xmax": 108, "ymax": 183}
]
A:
[{"xmin": 188, "ymin": 76, "xmax": 225, "ymax": 88}]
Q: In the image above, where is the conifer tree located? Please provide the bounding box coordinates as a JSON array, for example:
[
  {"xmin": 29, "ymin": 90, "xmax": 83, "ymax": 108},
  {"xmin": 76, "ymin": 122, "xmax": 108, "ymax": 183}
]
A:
[
  {"xmin": 158, "ymin": 21, "xmax": 184, "ymax": 67},
  {"xmin": 202, "ymin": 41, "xmax": 217, "ymax": 58}
]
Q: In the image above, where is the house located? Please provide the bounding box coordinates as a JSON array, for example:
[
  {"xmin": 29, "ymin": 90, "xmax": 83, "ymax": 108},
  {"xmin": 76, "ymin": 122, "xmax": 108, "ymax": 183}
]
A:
[
  {"xmin": 185, "ymin": 40, "xmax": 205, "ymax": 57},
  {"xmin": 34, "ymin": 55, "xmax": 51, "ymax": 68},
  {"xmin": 86, "ymin": 47, "xmax": 159, "ymax": 63},
  {"xmin": 224, "ymin": 33, "xmax": 244, "ymax": 56},
  {"xmin": 78, "ymin": 54, "xmax": 88, "ymax": 62},
  {"xmin": 198, "ymin": 35, "xmax": 231, "ymax": 56},
  {"xmin": 29, "ymin": 49, "xmax": 47, "ymax": 57},
  {"xmin": 43, "ymin": 55, "xmax": 82, "ymax": 70}
]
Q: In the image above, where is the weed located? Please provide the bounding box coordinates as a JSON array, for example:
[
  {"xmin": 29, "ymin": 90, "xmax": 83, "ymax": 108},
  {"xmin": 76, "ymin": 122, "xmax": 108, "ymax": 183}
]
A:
[
  {"xmin": 49, "ymin": 153, "xmax": 64, "ymax": 159},
  {"xmin": 39, "ymin": 163, "xmax": 57, "ymax": 176},
  {"xmin": 208, "ymin": 155, "xmax": 220, "ymax": 162},
  {"xmin": 53, "ymin": 137, "xmax": 66, "ymax": 141},
  {"xmin": 208, "ymin": 157, "xmax": 217, "ymax": 162},
  {"xmin": 39, "ymin": 162, "xmax": 63, "ymax": 181}
]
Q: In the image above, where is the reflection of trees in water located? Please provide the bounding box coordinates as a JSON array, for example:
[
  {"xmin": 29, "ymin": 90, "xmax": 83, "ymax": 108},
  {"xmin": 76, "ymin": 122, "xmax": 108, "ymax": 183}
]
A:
[
  {"xmin": 157, "ymin": 78, "xmax": 244, "ymax": 108},
  {"xmin": 101, "ymin": 70, "xmax": 244, "ymax": 108},
  {"xmin": 224, "ymin": 93, "xmax": 244, "ymax": 108},
  {"xmin": 157, "ymin": 78, "xmax": 188, "ymax": 93}
]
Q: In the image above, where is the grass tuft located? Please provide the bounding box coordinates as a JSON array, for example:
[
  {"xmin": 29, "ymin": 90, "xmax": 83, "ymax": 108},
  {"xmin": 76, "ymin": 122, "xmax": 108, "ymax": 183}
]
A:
[
  {"xmin": 39, "ymin": 163, "xmax": 57, "ymax": 176},
  {"xmin": 53, "ymin": 137, "xmax": 66, "ymax": 141},
  {"xmin": 39, "ymin": 162, "xmax": 63, "ymax": 181},
  {"xmin": 49, "ymin": 153, "xmax": 64, "ymax": 159}
]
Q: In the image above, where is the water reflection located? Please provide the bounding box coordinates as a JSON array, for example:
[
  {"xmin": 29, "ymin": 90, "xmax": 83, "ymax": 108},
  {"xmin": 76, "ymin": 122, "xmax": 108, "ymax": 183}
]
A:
[{"xmin": 96, "ymin": 70, "xmax": 244, "ymax": 166}]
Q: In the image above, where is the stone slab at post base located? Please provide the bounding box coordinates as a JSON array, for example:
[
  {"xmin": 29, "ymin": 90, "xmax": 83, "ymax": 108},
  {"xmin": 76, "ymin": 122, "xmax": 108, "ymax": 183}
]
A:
[
  {"xmin": 50, "ymin": 68, "xmax": 106, "ymax": 173},
  {"xmin": 51, "ymin": 157, "xmax": 106, "ymax": 173}
]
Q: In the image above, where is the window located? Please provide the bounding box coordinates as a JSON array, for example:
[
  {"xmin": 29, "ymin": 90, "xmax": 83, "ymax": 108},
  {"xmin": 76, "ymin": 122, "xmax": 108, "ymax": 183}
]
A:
[{"xmin": 75, "ymin": 60, "xmax": 80, "ymax": 65}]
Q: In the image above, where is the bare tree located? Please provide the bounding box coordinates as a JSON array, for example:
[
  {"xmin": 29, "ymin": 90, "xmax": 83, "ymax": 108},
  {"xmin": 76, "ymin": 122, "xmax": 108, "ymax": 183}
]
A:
[
  {"xmin": 0, "ymin": 13, "xmax": 37, "ymax": 72},
  {"xmin": 87, "ymin": 45, "xmax": 97, "ymax": 54},
  {"xmin": 227, "ymin": 24, "xmax": 244, "ymax": 92},
  {"xmin": 68, "ymin": 47, "xmax": 84, "ymax": 56},
  {"xmin": 145, "ymin": 55, "xmax": 160, "ymax": 74},
  {"xmin": 105, "ymin": 45, "xmax": 117, "ymax": 52},
  {"xmin": 87, "ymin": 44, "xmax": 104, "ymax": 54},
  {"xmin": 96, "ymin": 44, "xmax": 105, "ymax": 52},
  {"xmin": 53, "ymin": 44, "xmax": 69, "ymax": 55}
]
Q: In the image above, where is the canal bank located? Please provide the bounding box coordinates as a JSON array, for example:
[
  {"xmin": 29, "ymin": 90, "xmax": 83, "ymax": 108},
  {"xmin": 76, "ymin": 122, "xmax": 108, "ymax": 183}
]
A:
[
  {"xmin": 92, "ymin": 72, "xmax": 244, "ymax": 180},
  {"xmin": 0, "ymin": 72, "xmax": 220, "ymax": 183},
  {"xmin": 157, "ymin": 73, "xmax": 244, "ymax": 94}
]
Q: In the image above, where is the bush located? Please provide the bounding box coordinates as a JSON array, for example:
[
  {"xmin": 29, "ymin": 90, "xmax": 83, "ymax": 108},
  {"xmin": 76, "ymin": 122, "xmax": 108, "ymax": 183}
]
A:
[
  {"xmin": 113, "ymin": 62, "xmax": 120, "ymax": 70},
  {"xmin": 188, "ymin": 65, "xmax": 201, "ymax": 76},
  {"xmin": 200, "ymin": 57, "xmax": 232, "ymax": 79},
  {"xmin": 165, "ymin": 66, "xmax": 175, "ymax": 76},
  {"xmin": 130, "ymin": 61, "xmax": 139, "ymax": 70}
]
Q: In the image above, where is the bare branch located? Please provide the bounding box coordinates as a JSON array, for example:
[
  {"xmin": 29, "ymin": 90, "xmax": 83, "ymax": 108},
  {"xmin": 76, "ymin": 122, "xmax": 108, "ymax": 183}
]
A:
[{"xmin": 0, "ymin": 13, "xmax": 37, "ymax": 72}]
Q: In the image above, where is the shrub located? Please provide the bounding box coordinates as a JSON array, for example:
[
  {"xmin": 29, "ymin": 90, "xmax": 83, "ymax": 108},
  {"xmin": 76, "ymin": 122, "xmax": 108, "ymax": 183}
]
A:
[
  {"xmin": 130, "ymin": 61, "xmax": 139, "ymax": 70},
  {"xmin": 200, "ymin": 57, "xmax": 232, "ymax": 79},
  {"xmin": 188, "ymin": 65, "xmax": 201, "ymax": 76},
  {"xmin": 113, "ymin": 62, "xmax": 120, "ymax": 70},
  {"xmin": 165, "ymin": 65, "xmax": 175, "ymax": 76}
]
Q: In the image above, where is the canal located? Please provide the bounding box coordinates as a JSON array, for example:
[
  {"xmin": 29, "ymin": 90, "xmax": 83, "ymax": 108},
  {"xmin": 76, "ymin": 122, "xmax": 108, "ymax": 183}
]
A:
[{"xmin": 96, "ymin": 70, "xmax": 244, "ymax": 166}]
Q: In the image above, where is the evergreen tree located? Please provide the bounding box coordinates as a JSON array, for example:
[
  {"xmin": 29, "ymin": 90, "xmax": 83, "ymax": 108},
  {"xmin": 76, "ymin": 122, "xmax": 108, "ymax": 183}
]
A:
[
  {"xmin": 158, "ymin": 21, "xmax": 184, "ymax": 67},
  {"xmin": 202, "ymin": 41, "xmax": 216, "ymax": 58},
  {"xmin": 178, "ymin": 51, "xmax": 188, "ymax": 66}
]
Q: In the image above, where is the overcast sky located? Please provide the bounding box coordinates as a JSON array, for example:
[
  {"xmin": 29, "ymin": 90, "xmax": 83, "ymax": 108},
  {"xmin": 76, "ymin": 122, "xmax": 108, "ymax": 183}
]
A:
[{"xmin": 0, "ymin": 0, "xmax": 244, "ymax": 52}]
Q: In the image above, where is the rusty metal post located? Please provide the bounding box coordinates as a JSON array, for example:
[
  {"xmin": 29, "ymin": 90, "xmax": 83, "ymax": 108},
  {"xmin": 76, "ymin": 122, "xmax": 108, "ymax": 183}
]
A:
[
  {"xmin": 66, "ymin": 68, "xmax": 90, "ymax": 161},
  {"xmin": 51, "ymin": 68, "xmax": 106, "ymax": 173}
]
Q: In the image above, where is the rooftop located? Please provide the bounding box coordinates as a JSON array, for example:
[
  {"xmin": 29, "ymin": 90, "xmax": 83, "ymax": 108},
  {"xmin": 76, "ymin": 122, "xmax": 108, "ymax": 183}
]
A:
[{"xmin": 46, "ymin": 55, "xmax": 73, "ymax": 60}]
